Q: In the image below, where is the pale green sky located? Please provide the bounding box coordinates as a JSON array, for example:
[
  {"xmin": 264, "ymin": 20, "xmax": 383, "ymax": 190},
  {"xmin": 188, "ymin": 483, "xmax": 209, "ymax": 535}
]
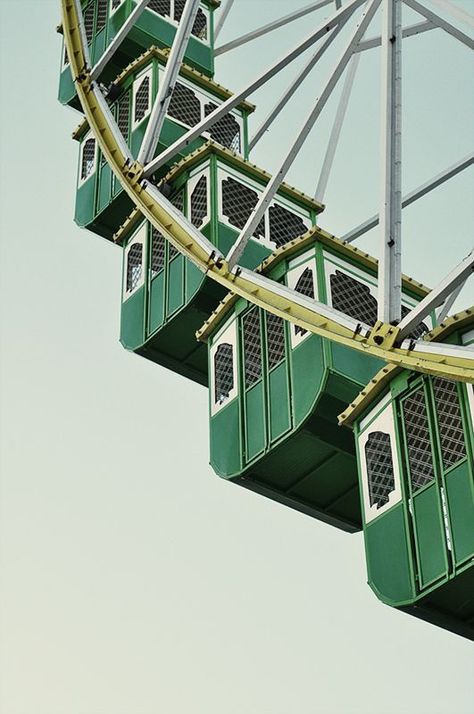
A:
[{"xmin": 0, "ymin": 1, "xmax": 473, "ymax": 713}]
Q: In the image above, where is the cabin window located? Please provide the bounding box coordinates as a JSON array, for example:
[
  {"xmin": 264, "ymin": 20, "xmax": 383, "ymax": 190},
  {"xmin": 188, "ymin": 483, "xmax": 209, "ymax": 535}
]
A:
[
  {"xmin": 330, "ymin": 270, "xmax": 377, "ymax": 326},
  {"xmin": 84, "ymin": 3, "xmax": 95, "ymax": 44},
  {"xmin": 96, "ymin": 0, "xmax": 108, "ymax": 32},
  {"xmin": 400, "ymin": 304, "xmax": 429, "ymax": 339},
  {"xmin": 63, "ymin": 43, "xmax": 69, "ymax": 67},
  {"xmin": 432, "ymin": 378, "xmax": 466, "ymax": 470},
  {"xmin": 214, "ymin": 344, "xmax": 234, "ymax": 406},
  {"xmin": 110, "ymin": 0, "xmax": 125, "ymax": 13},
  {"xmin": 243, "ymin": 307, "xmax": 262, "ymax": 387},
  {"xmin": 205, "ymin": 102, "xmax": 241, "ymax": 153},
  {"xmin": 126, "ymin": 244, "xmax": 143, "ymax": 293},
  {"xmin": 403, "ymin": 386, "xmax": 435, "ymax": 492},
  {"xmin": 365, "ymin": 431, "xmax": 396, "ymax": 509},
  {"xmin": 266, "ymin": 312, "xmax": 285, "ymax": 369},
  {"xmin": 148, "ymin": 0, "xmax": 208, "ymax": 41},
  {"xmin": 221, "ymin": 177, "xmax": 265, "ymax": 238},
  {"xmin": 168, "ymin": 82, "xmax": 202, "ymax": 127},
  {"xmin": 149, "ymin": 0, "xmax": 171, "ymax": 16},
  {"xmin": 294, "ymin": 267, "xmax": 315, "ymax": 337},
  {"xmin": 151, "ymin": 227, "xmax": 166, "ymax": 277},
  {"xmin": 133, "ymin": 70, "xmax": 152, "ymax": 127},
  {"xmin": 80, "ymin": 136, "xmax": 96, "ymax": 183},
  {"xmin": 193, "ymin": 8, "xmax": 208, "ymax": 40},
  {"xmin": 116, "ymin": 90, "xmax": 130, "ymax": 143},
  {"xmin": 190, "ymin": 175, "xmax": 208, "ymax": 228},
  {"xmin": 268, "ymin": 204, "xmax": 308, "ymax": 248}
]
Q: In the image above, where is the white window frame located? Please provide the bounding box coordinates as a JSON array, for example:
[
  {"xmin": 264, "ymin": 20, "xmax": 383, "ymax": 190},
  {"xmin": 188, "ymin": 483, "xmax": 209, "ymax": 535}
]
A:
[
  {"xmin": 123, "ymin": 223, "xmax": 147, "ymax": 301},
  {"xmin": 148, "ymin": 1, "xmax": 211, "ymax": 46},
  {"xmin": 132, "ymin": 66, "xmax": 153, "ymax": 131},
  {"xmin": 78, "ymin": 131, "xmax": 97, "ymax": 187},
  {"xmin": 62, "ymin": 39, "xmax": 69, "ymax": 68},
  {"xmin": 187, "ymin": 163, "xmax": 211, "ymax": 229},
  {"xmin": 210, "ymin": 318, "xmax": 239, "ymax": 416},
  {"xmin": 358, "ymin": 400, "xmax": 403, "ymax": 524},
  {"xmin": 286, "ymin": 255, "xmax": 318, "ymax": 349},
  {"xmin": 109, "ymin": 0, "xmax": 125, "ymax": 15},
  {"xmin": 466, "ymin": 383, "xmax": 474, "ymax": 429}
]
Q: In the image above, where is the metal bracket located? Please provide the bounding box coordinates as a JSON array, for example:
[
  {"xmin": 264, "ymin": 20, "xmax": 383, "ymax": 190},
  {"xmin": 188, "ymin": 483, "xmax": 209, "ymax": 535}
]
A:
[{"xmin": 367, "ymin": 320, "xmax": 401, "ymax": 349}]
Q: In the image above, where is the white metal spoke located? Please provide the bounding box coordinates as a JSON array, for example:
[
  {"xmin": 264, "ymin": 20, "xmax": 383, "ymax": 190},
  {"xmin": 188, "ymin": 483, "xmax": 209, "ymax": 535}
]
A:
[
  {"xmin": 342, "ymin": 153, "xmax": 474, "ymax": 243},
  {"xmin": 378, "ymin": 0, "xmax": 402, "ymax": 323},
  {"xmin": 398, "ymin": 251, "xmax": 474, "ymax": 340},
  {"xmin": 143, "ymin": 0, "xmax": 368, "ymax": 177},
  {"xmin": 356, "ymin": 19, "xmax": 434, "ymax": 51},
  {"xmin": 90, "ymin": 0, "xmax": 151, "ymax": 81},
  {"xmin": 226, "ymin": 0, "xmax": 382, "ymax": 270},
  {"xmin": 249, "ymin": 11, "xmax": 355, "ymax": 152},
  {"xmin": 429, "ymin": 0, "xmax": 474, "ymax": 29},
  {"xmin": 214, "ymin": 0, "xmax": 235, "ymax": 40},
  {"xmin": 73, "ymin": 0, "xmax": 91, "ymax": 68},
  {"xmin": 403, "ymin": 0, "xmax": 474, "ymax": 49},
  {"xmin": 436, "ymin": 281, "xmax": 467, "ymax": 323},
  {"xmin": 137, "ymin": 0, "xmax": 201, "ymax": 165},
  {"xmin": 315, "ymin": 53, "xmax": 361, "ymax": 202},
  {"xmin": 215, "ymin": 0, "xmax": 334, "ymax": 56}
]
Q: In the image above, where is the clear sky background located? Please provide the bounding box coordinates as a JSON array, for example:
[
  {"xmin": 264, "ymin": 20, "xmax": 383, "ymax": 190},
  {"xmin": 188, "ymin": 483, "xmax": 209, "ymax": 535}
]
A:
[{"xmin": 0, "ymin": 1, "xmax": 473, "ymax": 713}]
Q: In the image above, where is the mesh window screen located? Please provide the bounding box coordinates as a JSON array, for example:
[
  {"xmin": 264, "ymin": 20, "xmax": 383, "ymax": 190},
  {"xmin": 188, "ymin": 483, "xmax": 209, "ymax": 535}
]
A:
[
  {"xmin": 205, "ymin": 102, "xmax": 241, "ymax": 153},
  {"xmin": 294, "ymin": 268, "xmax": 314, "ymax": 337},
  {"xmin": 400, "ymin": 305, "xmax": 429, "ymax": 339},
  {"xmin": 63, "ymin": 45, "xmax": 69, "ymax": 65},
  {"xmin": 117, "ymin": 91, "xmax": 130, "ymax": 142},
  {"xmin": 365, "ymin": 431, "xmax": 395, "ymax": 509},
  {"xmin": 168, "ymin": 82, "xmax": 202, "ymax": 127},
  {"xmin": 192, "ymin": 9, "xmax": 208, "ymax": 40},
  {"xmin": 243, "ymin": 308, "xmax": 262, "ymax": 387},
  {"xmin": 112, "ymin": 0, "xmax": 123, "ymax": 8},
  {"xmin": 221, "ymin": 177, "xmax": 265, "ymax": 238},
  {"xmin": 134, "ymin": 76, "xmax": 150, "ymax": 123},
  {"xmin": 168, "ymin": 189, "xmax": 185, "ymax": 259},
  {"xmin": 151, "ymin": 227, "xmax": 166, "ymax": 276},
  {"xmin": 96, "ymin": 0, "xmax": 108, "ymax": 31},
  {"xmin": 330, "ymin": 270, "xmax": 378, "ymax": 326},
  {"xmin": 266, "ymin": 312, "xmax": 285, "ymax": 369},
  {"xmin": 84, "ymin": 3, "xmax": 95, "ymax": 44},
  {"xmin": 433, "ymin": 378, "xmax": 466, "ymax": 470},
  {"xmin": 148, "ymin": 0, "xmax": 171, "ymax": 16},
  {"xmin": 403, "ymin": 387, "xmax": 435, "ymax": 491},
  {"xmin": 268, "ymin": 204, "xmax": 308, "ymax": 248},
  {"xmin": 174, "ymin": 0, "xmax": 186, "ymax": 21},
  {"xmin": 190, "ymin": 176, "xmax": 208, "ymax": 228},
  {"xmin": 214, "ymin": 343, "xmax": 234, "ymax": 405},
  {"xmin": 127, "ymin": 244, "xmax": 143, "ymax": 292},
  {"xmin": 81, "ymin": 138, "xmax": 96, "ymax": 180}
]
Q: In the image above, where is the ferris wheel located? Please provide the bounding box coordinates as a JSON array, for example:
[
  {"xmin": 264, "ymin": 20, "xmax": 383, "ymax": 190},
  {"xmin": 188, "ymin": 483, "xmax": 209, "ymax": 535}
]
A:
[{"xmin": 59, "ymin": 0, "xmax": 474, "ymax": 639}]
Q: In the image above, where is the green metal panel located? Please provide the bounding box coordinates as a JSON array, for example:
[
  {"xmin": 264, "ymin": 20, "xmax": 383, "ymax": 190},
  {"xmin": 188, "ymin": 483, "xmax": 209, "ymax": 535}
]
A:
[
  {"xmin": 365, "ymin": 505, "xmax": 416, "ymax": 605},
  {"xmin": 97, "ymin": 161, "xmax": 113, "ymax": 213},
  {"xmin": 74, "ymin": 176, "xmax": 96, "ymax": 228},
  {"xmin": 245, "ymin": 382, "xmax": 266, "ymax": 463},
  {"xmin": 167, "ymin": 256, "xmax": 185, "ymax": 316},
  {"xmin": 216, "ymin": 223, "xmax": 271, "ymax": 269},
  {"xmin": 210, "ymin": 401, "xmax": 242, "ymax": 477},
  {"xmin": 290, "ymin": 336, "xmax": 325, "ymax": 428},
  {"xmin": 185, "ymin": 261, "xmax": 203, "ymax": 302},
  {"xmin": 331, "ymin": 343, "xmax": 385, "ymax": 386},
  {"xmin": 444, "ymin": 460, "xmax": 474, "ymax": 565},
  {"xmin": 411, "ymin": 484, "xmax": 449, "ymax": 589},
  {"xmin": 149, "ymin": 272, "xmax": 165, "ymax": 334},
  {"xmin": 58, "ymin": 64, "xmax": 77, "ymax": 107},
  {"xmin": 92, "ymin": 28, "xmax": 106, "ymax": 64},
  {"xmin": 120, "ymin": 287, "xmax": 146, "ymax": 350},
  {"xmin": 268, "ymin": 361, "xmax": 291, "ymax": 443}
]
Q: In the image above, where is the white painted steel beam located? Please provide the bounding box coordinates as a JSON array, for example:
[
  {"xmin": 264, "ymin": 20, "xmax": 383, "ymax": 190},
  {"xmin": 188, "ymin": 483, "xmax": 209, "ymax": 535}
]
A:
[
  {"xmin": 398, "ymin": 252, "xmax": 474, "ymax": 340},
  {"xmin": 429, "ymin": 0, "xmax": 474, "ymax": 30},
  {"xmin": 215, "ymin": 0, "xmax": 334, "ymax": 55},
  {"xmin": 143, "ymin": 0, "xmax": 368, "ymax": 177},
  {"xmin": 342, "ymin": 153, "xmax": 474, "ymax": 242},
  {"xmin": 403, "ymin": 0, "xmax": 474, "ymax": 49},
  {"xmin": 436, "ymin": 281, "xmax": 466, "ymax": 323},
  {"xmin": 378, "ymin": 0, "xmax": 403, "ymax": 323},
  {"xmin": 73, "ymin": 0, "xmax": 91, "ymax": 68},
  {"xmin": 356, "ymin": 19, "xmax": 434, "ymax": 51},
  {"xmin": 249, "ymin": 14, "xmax": 353, "ymax": 151},
  {"xmin": 137, "ymin": 0, "xmax": 201, "ymax": 165},
  {"xmin": 226, "ymin": 0, "xmax": 382, "ymax": 269},
  {"xmin": 315, "ymin": 53, "xmax": 361, "ymax": 202},
  {"xmin": 90, "ymin": 0, "xmax": 151, "ymax": 81},
  {"xmin": 214, "ymin": 0, "xmax": 235, "ymax": 40}
]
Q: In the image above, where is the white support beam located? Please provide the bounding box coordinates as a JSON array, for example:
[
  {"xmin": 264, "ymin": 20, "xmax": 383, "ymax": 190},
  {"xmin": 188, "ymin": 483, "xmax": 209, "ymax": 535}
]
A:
[
  {"xmin": 249, "ymin": 14, "xmax": 353, "ymax": 152},
  {"xmin": 356, "ymin": 19, "xmax": 434, "ymax": 51},
  {"xmin": 429, "ymin": 0, "xmax": 474, "ymax": 30},
  {"xmin": 398, "ymin": 252, "xmax": 474, "ymax": 340},
  {"xmin": 436, "ymin": 281, "xmax": 466, "ymax": 323},
  {"xmin": 226, "ymin": 0, "xmax": 382, "ymax": 269},
  {"xmin": 137, "ymin": 0, "xmax": 201, "ymax": 165},
  {"xmin": 73, "ymin": 0, "xmax": 91, "ymax": 68},
  {"xmin": 315, "ymin": 53, "xmax": 361, "ymax": 202},
  {"xmin": 342, "ymin": 153, "xmax": 474, "ymax": 242},
  {"xmin": 214, "ymin": 0, "xmax": 235, "ymax": 40},
  {"xmin": 378, "ymin": 0, "xmax": 403, "ymax": 323},
  {"xmin": 143, "ymin": 0, "xmax": 368, "ymax": 177},
  {"xmin": 215, "ymin": 0, "xmax": 334, "ymax": 56},
  {"xmin": 403, "ymin": 0, "xmax": 474, "ymax": 49},
  {"xmin": 90, "ymin": 0, "xmax": 151, "ymax": 81}
]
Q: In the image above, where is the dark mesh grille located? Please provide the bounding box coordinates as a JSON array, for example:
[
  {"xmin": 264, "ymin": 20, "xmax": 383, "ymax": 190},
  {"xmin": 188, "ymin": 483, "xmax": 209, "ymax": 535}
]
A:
[
  {"xmin": 192, "ymin": 8, "xmax": 208, "ymax": 40},
  {"xmin": 168, "ymin": 189, "xmax": 184, "ymax": 259},
  {"xmin": 117, "ymin": 91, "xmax": 130, "ymax": 142},
  {"xmin": 81, "ymin": 138, "xmax": 96, "ymax": 180},
  {"xmin": 151, "ymin": 227, "xmax": 166, "ymax": 276},
  {"xmin": 168, "ymin": 82, "xmax": 202, "ymax": 127},
  {"xmin": 96, "ymin": 0, "xmax": 108, "ymax": 31},
  {"xmin": 268, "ymin": 204, "xmax": 308, "ymax": 248},
  {"xmin": 294, "ymin": 267, "xmax": 314, "ymax": 337},
  {"xmin": 111, "ymin": 0, "xmax": 123, "ymax": 8},
  {"xmin": 365, "ymin": 431, "xmax": 395, "ymax": 509},
  {"xmin": 266, "ymin": 313, "xmax": 285, "ymax": 369},
  {"xmin": 205, "ymin": 102, "xmax": 241, "ymax": 153},
  {"xmin": 190, "ymin": 175, "xmax": 208, "ymax": 228},
  {"xmin": 148, "ymin": 0, "xmax": 171, "ymax": 15},
  {"xmin": 243, "ymin": 308, "xmax": 262, "ymax": 387},
  {"xmin": 174, "ymin": 0, "xmax": 186, "ymax": 21},
  {"xmin": 433, "ymin": 378, "xmax": 466, "ymax": 469},
  {"xmin": 63, "ymin": 44, "xmax": 69, "ymax": 65},
  {"xmin": 401, "ymin": 305, "xmax": 429, "ymax": 340},
  {"xmin": 127, "ymin": 243, "xmax": 143, "ymax": 292},
  {"xmin": 221, "ymin": 177, "xmax": 265, "ymax": 238},
  {"xmin": 403, "ymin": 387, "xmax": 435, "ymax": 491},
  {"xmin": 84, "ymin": 3, "xmax": 95, "ymax": 44},
  {"xmin": 214, "ymin": 343, "xmax": 234, "ymax": 405},
  {"xmin": 330, "ymin": 270, "xmax": 377, "ymax": 326},
  {"xmin": 134, "ymin": 75, "xmax": 150, "ymax": 123}
]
